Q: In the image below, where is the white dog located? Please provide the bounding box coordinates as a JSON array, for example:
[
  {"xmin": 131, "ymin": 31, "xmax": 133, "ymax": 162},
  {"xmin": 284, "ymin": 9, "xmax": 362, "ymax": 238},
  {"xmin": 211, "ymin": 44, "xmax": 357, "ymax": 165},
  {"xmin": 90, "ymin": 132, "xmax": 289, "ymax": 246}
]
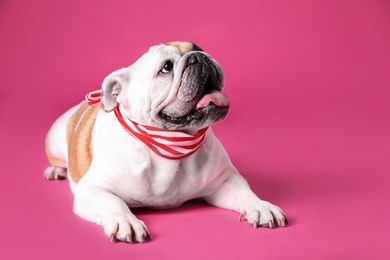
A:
[{"xmin": 44, "ymin": 41, "xmax": 287, "ymax": 243}]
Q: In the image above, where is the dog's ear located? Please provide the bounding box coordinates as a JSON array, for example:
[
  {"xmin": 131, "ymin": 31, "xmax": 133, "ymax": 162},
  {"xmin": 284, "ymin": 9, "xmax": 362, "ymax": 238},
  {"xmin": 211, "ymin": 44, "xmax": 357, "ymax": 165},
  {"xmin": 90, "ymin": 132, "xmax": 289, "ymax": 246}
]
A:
[{"xmin": 101, "ymin": 68, "xmax": 129, "ymax": 112}]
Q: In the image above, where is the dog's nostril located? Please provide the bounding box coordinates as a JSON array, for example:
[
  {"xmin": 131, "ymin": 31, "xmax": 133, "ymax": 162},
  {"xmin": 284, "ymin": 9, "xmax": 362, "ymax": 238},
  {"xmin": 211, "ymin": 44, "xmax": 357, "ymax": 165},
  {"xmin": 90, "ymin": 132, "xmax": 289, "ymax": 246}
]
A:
[{"xmin": 187, "ymin": 55, "xmax": 198, "ymax": 66}]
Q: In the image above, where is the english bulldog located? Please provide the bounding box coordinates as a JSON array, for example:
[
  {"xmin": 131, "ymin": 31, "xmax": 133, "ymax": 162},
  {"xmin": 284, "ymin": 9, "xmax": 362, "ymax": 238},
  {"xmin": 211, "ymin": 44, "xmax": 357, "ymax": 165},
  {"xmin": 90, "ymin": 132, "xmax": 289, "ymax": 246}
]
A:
[{"xmin": 44, "ymin": 41, "xmax": 287, "ymax": 243}]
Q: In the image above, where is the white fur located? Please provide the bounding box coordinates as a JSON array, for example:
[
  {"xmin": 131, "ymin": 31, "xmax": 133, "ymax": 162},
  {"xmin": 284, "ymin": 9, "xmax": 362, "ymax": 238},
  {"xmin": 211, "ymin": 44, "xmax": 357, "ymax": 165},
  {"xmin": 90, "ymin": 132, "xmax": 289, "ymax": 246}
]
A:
[{"xmin": 45, "ymin": 43, "xmax": 287, "ymax": 243}]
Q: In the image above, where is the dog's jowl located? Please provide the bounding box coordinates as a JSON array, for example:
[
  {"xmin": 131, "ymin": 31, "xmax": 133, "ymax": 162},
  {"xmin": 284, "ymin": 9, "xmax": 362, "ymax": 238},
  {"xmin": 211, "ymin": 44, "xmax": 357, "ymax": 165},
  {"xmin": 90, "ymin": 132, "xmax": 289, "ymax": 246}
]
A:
[{"xmin": 44, "ymin": 41, "xmax": 287, "ymax": 243}]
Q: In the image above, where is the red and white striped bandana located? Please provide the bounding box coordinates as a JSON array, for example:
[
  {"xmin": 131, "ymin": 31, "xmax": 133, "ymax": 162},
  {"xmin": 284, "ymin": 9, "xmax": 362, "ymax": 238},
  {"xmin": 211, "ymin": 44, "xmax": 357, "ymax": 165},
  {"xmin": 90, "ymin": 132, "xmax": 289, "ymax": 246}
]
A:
[{"xmin": 85, "ymin": 89, "xmax": 208, "ymax": 160}]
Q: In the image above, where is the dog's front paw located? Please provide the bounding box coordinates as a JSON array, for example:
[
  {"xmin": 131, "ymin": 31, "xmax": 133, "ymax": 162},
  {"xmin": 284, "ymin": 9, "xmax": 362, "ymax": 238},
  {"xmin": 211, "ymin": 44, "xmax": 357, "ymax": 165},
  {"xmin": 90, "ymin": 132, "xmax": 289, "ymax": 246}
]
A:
[
  {"xmin": 240, "ymin": 201, "xmax": 288, "ymax": 228},
  {"xmin": 102, "ymin": 213, "xmax": 151, "ymax": 243}
]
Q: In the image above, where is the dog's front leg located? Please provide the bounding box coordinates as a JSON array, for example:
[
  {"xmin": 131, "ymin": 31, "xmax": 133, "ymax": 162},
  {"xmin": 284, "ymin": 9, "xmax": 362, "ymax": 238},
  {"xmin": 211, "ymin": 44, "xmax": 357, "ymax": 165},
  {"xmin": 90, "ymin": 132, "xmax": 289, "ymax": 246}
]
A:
[
  {"xmin": 205, "ymin": 174, "xmax": 288, "ymax": 228},
  {"xmin": 73, "ymin": 186, "xmax": 151, "ymax": 243}
]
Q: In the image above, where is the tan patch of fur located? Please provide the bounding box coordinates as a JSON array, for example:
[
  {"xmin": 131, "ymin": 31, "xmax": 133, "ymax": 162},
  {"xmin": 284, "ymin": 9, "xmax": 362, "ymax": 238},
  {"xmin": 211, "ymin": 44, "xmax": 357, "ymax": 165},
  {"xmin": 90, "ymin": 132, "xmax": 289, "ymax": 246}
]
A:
[
  {"xmin": 167, "ymin": 41, "xmax": 195, "ymax": 55},
  {"xmin": 66, "ymin": 102, "xmax": 100, "ymax": 183}
]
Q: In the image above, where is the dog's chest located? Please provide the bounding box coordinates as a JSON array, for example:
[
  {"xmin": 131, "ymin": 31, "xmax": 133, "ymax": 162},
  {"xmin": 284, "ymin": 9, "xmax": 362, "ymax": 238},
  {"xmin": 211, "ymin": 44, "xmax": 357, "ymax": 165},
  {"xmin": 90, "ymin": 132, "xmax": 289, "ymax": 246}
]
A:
[
  {"xmin": 111, "ymin": 157, "xmax": 214, "ymax": 208},
  {"xmin": 91, "ymin": 114, "xmax": 221, "ymax": 208}
]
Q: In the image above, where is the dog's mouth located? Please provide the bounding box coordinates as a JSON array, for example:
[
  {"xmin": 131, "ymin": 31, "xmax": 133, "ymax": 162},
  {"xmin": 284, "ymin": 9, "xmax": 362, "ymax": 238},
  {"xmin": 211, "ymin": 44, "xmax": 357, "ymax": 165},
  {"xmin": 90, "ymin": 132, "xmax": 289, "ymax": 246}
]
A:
[
  {"xmin": 159, "ymin": 77, "xmax": 230, "ymax": 127},
  {"xmin": 159, "ymin": 90, "xmax": 229, "ymax": 125}
]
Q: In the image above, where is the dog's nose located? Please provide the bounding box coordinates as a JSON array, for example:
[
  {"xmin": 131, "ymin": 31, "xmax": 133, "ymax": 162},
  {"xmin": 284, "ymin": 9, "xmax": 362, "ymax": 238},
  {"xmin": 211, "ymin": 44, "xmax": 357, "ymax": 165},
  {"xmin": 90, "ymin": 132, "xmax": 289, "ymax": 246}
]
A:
[{"xmin": 187, "ymin": 55, "xmax": 199, "ymax": 66}]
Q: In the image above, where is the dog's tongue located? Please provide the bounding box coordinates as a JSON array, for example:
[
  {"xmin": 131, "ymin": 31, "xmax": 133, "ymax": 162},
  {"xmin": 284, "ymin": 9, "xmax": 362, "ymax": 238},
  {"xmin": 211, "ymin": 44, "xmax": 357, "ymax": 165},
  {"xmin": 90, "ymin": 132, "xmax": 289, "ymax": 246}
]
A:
[{"xmin": 195, "ymin": 90, "xmax": 229, "ymax": 110}]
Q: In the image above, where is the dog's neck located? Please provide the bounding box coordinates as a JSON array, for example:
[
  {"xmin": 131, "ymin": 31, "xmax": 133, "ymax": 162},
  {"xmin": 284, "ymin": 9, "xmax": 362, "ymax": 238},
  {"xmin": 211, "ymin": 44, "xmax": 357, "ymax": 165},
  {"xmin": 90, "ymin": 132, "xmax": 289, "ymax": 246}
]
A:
[{"xmin": 86, "ymin": 89, "xmax": 208, "ymax": 160}]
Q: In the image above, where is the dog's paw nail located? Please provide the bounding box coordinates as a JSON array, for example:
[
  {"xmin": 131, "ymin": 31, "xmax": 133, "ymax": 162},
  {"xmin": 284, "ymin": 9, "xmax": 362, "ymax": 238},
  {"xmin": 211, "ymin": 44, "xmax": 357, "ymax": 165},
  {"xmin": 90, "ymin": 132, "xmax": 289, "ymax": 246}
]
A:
[
  {"xmin": 110, "ymin": 234, "xmax": 117, "ymax": 243},
  {"xmin": 268, "ymin": 220, "xmax": 274, "ymax": 228},
  {"xmin": 253, "ymin": 221, "xmax": 259, "ymax": 228},
  {"xmin": 126, "ymin": 234, "xmax": 132, "ymax": 243},
  {"xmin": 238, "ymin": 214, "xmax": 245, "ymax": 222},
  {"xmin": 142, "ymin": 234, "xmax": 151, "ymax": 242}
]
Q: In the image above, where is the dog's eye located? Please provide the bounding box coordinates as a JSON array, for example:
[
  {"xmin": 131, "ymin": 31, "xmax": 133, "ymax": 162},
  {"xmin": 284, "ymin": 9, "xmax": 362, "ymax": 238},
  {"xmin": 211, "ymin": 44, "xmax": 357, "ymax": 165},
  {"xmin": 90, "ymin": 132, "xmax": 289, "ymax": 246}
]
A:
[{"xmin": 161, "ymin": 61, "xmax": 173, "ymax": 74}]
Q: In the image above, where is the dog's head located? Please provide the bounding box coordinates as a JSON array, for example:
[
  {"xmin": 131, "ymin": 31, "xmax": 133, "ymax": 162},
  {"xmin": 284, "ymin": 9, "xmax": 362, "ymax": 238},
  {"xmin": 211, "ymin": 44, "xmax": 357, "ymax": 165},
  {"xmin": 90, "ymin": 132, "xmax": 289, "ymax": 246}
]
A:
[{"xmin": 101, "ymin": 42, "xmax": 229, "ymax": 132}]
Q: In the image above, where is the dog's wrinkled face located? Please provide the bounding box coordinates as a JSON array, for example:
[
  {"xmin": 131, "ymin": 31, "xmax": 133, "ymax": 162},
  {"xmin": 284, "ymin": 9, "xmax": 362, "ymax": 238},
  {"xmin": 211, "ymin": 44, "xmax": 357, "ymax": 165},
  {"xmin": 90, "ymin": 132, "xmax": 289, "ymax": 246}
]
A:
[{"xmin": 101, "ymin": 42, "xmax": 229, "ymax": 132}]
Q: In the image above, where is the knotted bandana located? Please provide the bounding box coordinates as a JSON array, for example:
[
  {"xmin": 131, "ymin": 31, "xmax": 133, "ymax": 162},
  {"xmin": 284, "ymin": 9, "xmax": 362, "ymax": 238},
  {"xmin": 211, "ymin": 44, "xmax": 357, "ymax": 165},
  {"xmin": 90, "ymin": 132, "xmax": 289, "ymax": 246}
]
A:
[{"xmin": 85, "ymin": 89, "xmax": 208, "ymax": 160}]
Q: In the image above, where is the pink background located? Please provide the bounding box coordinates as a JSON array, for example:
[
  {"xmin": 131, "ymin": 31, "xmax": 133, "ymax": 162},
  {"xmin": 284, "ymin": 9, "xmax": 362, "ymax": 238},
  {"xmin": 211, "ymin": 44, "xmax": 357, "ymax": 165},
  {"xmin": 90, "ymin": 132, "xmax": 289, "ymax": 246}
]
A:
[{"xmin": 1, "ymin": 0, "xmax": 389, "ymax": 259}]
